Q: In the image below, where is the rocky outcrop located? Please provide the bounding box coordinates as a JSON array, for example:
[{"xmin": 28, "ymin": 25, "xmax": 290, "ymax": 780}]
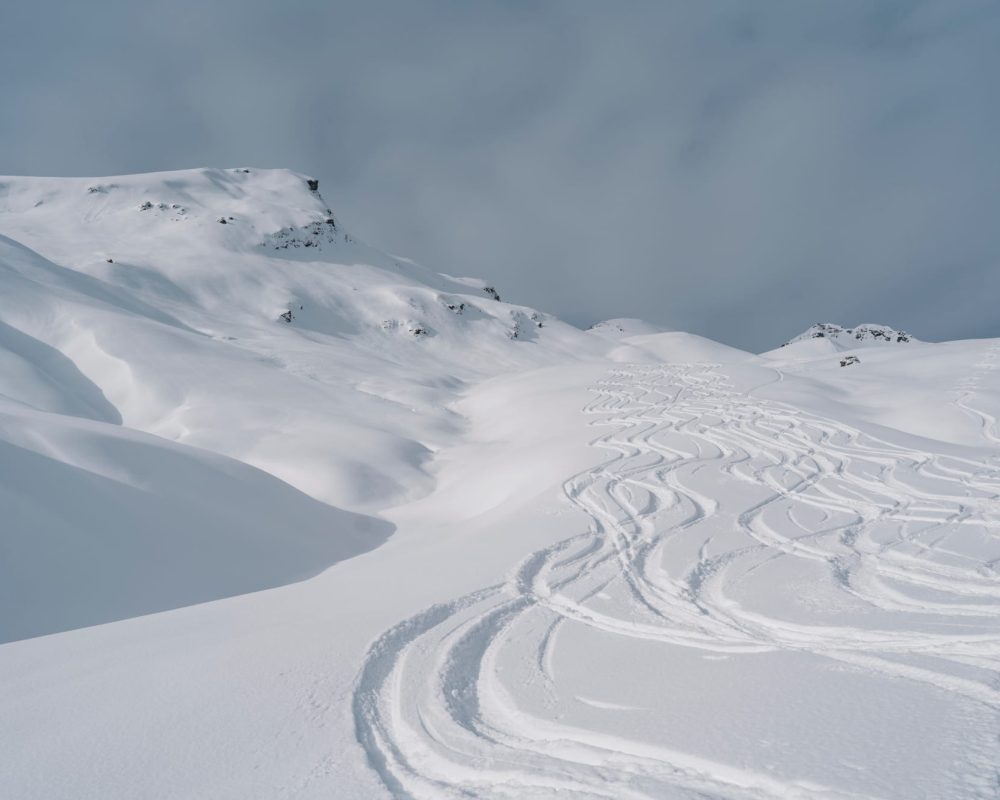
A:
[{"xmin": 783, "ymin": 323, "xmax": 912, "ymax": 348}]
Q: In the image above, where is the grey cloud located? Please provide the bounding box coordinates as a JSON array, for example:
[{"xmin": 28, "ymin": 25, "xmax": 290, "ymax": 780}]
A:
[{"xmin": 2, "ymin": 0, "xmax": 999, "ymax": 350}]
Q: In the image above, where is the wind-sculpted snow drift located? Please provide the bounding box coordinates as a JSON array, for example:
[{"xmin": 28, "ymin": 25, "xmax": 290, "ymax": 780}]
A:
[{"xmin": 3, "ymin": 168, "xmax": 1000, "ymax": 799}]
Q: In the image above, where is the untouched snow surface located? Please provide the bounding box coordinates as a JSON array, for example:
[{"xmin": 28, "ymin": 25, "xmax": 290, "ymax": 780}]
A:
[
  {"xmin": 588, "ymin": 317, "xmax": 671, "ymax": 339},
  {"xmin": 3, "ymin": 169, "xmax": 1000, "ymax": 799}
]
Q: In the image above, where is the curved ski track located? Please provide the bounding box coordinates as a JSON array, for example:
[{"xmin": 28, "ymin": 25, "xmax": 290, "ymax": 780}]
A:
[{"xmin": 354, "ymin": 364, "xmax": 1000, "ymax": 799}]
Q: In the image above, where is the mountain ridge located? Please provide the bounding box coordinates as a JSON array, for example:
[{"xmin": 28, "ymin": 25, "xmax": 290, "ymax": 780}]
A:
[{"xmin": 781, "ymin": 322, "xmax": 914, "ymax": 349}]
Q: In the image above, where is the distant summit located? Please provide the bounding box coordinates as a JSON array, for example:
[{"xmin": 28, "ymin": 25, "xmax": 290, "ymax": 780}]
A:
[
  {"xmin": 782, "ymin": 323, "xmax": 913, "ymax": 348},
  {"xmin": 588, "ymin": 318, "xmax": 670, "ymax": 339}
]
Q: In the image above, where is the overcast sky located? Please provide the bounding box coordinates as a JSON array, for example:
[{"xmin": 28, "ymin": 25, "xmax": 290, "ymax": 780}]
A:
[{"xmin": 3, "ymin": 1, "xmax": 999, "ymax": 350}]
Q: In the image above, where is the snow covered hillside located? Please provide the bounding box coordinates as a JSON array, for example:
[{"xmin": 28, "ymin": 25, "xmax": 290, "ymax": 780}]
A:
[
  {"xmin": 3, "ymin": 169, "xmax": 1000, "ymax": 799},
  {"xmin": 587, "ymin": 317, "xmax": 671, "ymax": 338},
  {"xmin": 0, "ymin": 168, "xmax": 603, "ymax": 639}
]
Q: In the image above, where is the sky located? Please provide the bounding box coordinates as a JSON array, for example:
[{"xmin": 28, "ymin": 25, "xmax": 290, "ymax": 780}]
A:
[{"xmin": 2, "ymin": 0, "xmax": 999, "ymax": 351}]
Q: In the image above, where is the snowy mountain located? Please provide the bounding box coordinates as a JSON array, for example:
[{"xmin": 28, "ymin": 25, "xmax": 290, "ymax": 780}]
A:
[
  {"xmin": 4, "ymin": 169, "xmax": 1000, "ymax": 800},
  {"xmin": 781, "ymin": 321, "xmax": 914, "ymax": 348},
  {"xmin": 0, "ymin": 167, "xmax": 607, "ymax": 639}
]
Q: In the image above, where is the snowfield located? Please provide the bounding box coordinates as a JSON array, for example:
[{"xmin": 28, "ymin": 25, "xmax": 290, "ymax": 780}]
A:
[{"xmin": 2, "ymin": 169, "xmax": 1000, "ymax": 798}]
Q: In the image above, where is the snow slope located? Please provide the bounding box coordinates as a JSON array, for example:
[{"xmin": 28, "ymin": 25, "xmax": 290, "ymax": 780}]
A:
[
  {"xmin": 0, "ymin": 169, "xmax": 602, "ymax": 509},
  {"xmin": 356, "ymin": 360, "xmax": 1000, "ymax": 798},
  {"xmin": 610, "ymin": 330, "xmax": 756, "ymax": 366},
  {"xmin": 0, "ymin": 168, "xmax": 604, "ymax": 640},
  {"xmin": 0, "ymin": 397, "xmax": 389, "ymax": 642},
  {"xmin": 3, "ymin": 169, "xmax": 1000, "ymax": 799},
  {"xmin": 588, "ymin": 317, "xmax": 670, "ymax": 339}
]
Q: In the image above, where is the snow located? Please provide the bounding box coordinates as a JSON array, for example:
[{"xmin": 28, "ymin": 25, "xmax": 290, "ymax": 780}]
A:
[
  {"xmin": 609, "ymin": 330, "xmax": 757, "ymax": 366},
  {"xmin": 0, "ymin": 397, "xmax": 390, "ymax": 641},
  {"xmin": 3, "ymin": 169, "xmax": 1000, "ymax": 799},
  {"xmin": 777, "ymin": 322, "xmax": 914, "ymax": 353},
  {"xmin": 0, "ymin": 168, "xmax": 604, "ymax": 513},
  {"xmin": 587, "ymin": 317, "xmax": 670, "ymax": 339}
]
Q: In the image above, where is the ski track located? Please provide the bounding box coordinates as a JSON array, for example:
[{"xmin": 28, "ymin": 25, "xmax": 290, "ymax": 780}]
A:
[{"xmin": 353, "ymin": 364, "xmax": 1000, "ymax": 798}]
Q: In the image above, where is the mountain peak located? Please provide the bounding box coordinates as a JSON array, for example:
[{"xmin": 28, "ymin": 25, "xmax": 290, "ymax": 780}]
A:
[
  {"xmin": 0, "ymin": 168, "xmax": 335, "ymax": 249},
  {"xmin": 782, "ymin": 322, "xmax": 914, "ymax": 349}
]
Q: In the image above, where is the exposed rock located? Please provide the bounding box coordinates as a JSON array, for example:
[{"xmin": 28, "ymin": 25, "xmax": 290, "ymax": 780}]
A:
[
  {"xmin": 264, "ymin": 220, "xmax": 345, "ymax": 251},
  {"xmin": 783, "ymin": 323, "xmax": 913, "ymax": 348}
]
